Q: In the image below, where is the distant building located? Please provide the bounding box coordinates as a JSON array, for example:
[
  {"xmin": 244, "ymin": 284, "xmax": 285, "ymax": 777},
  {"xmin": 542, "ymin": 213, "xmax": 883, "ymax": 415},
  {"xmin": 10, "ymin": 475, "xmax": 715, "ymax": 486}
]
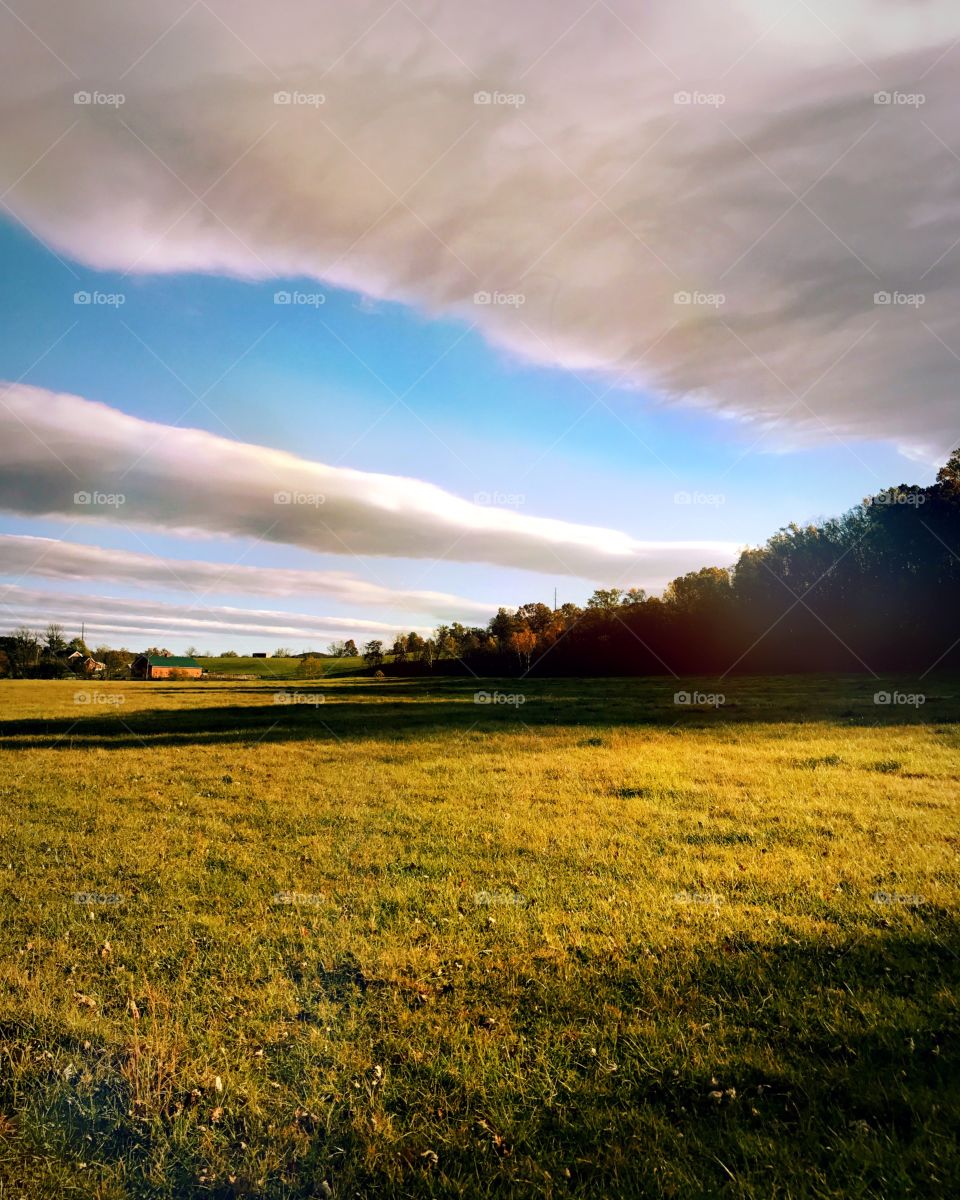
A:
[
  {"xmin": 131, "ymin": 654, "xmax": 203, "ymax": 680},
  {"xmin": 59, "ymin": 649, "xmax": 106, "ymax": 678},
  {"xmin": 252, "ymin": 652, "xmax": 267, "ymax": 658}
]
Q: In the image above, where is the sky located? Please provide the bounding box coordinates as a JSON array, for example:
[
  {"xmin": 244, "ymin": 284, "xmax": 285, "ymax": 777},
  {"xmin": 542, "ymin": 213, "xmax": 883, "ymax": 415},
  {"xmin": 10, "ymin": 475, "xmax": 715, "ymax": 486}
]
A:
[{"xmin": 0, "ymin": 0, "xmax": 957, "ymax": 653}]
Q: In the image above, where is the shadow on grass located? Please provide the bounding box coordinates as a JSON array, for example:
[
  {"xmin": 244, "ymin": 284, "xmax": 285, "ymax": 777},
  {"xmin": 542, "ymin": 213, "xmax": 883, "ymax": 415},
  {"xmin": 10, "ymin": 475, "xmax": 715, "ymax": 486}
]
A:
[
  {"xmin": 2, "ymin": 919, "xmax": 959, "ymax": 1198},
  {"xmin": 1, "ymin": 675, "xmax": 959, "ymax": 749}
]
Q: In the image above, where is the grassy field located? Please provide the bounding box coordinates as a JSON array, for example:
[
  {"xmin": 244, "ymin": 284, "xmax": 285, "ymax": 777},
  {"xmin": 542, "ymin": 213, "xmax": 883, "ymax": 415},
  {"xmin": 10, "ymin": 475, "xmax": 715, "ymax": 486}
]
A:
[
  {"xmin": 1, "ymin": 674, "xmax": 958, "ymax": 1199},
  {"xmin": 196, "ymin": 657, "xmax": 366, "ymax": 680}
]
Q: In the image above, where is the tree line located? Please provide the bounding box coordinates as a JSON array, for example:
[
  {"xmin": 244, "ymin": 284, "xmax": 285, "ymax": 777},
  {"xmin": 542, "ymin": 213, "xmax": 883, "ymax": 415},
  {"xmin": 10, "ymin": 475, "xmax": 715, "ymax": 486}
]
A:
[
  {"xmin": 378, "ymin": 450, "xmax": 960, "ymax": 677},
  {"xmin": 0, "ymin": 627, "xmax": 126, "ymax": 679}
]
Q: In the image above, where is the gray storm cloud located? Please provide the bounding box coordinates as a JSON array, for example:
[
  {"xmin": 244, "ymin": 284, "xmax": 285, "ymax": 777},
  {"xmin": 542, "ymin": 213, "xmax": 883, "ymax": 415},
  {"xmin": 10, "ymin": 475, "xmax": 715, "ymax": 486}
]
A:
[
  {"xmin": 1, "ymin": 1, "xmax": 958, "ymax": 457},
  {"xmin": 0, "ymin": 385, "xmax": 739, "ymax": 583}
]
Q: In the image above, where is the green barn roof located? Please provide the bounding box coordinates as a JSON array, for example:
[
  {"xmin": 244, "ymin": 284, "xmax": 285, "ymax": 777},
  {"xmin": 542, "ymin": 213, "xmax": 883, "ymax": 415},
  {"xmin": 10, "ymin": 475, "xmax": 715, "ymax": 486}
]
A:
[{"xmin": 147, "ymin": 655, "xmax": 201, "ymax": 668}]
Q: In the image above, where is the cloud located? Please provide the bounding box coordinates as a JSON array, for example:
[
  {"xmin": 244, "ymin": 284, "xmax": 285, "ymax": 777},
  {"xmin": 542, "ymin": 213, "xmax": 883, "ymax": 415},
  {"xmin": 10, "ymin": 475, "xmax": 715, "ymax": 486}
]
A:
[
  {"xmin": 1, "ymin": 1, "xmax": 959, "ymax": 455},
  {"xmin": 0, "ymin": 583, "xmax": 424, "ymax": 645},
  {"xmin": 0, "ymin": 384, "xmax": 740, "ymax": 584},
  {"xmin": 0, "ymin": 533, "xmax": 494, "ymax": 620}
]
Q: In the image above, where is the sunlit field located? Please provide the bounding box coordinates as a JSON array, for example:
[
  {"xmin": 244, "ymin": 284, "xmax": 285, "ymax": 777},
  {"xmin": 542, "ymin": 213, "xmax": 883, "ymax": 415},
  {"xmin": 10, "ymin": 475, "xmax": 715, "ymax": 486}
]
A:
[
  {"xmin": 1, "ymin": 675, "xmax": 959, "ymax": 1198},
  {"xmin": 197, "ymin": 657, "xmax": 365, "ymax": 680}
]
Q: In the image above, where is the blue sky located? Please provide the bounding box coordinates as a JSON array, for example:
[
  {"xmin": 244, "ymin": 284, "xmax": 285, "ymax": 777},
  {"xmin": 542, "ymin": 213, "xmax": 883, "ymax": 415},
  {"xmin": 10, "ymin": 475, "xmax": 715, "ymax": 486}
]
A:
[
  {"xmin": 0, "ymin": 218, "xmax": 914, "ymax": 525},
  {"xmin": 0, "ymin": 216, "xmax": 935, "ymax": 651}
]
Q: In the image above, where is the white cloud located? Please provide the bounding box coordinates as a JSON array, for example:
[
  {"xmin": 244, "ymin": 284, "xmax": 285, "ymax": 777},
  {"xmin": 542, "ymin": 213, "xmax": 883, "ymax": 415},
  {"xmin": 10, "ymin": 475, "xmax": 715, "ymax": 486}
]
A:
[
  {"xmin": 0, "ymin": 583, "xmax": 422, "ymax": 646},
  {"xmin": 0, "ymin": 533, "xmax": 494, "ymax": 620},
  {"xmin": 1, "ymin": 1, "xmax": 958, "ymax": 454},
  {"xmin": 0, "ymin": 384, "xmax": 740, "ymax": 583}
]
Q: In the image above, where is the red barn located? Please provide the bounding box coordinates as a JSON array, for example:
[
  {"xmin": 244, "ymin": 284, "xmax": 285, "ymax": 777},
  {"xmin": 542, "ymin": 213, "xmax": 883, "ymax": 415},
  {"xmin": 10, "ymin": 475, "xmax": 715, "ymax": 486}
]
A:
[{"xmin": 131, "ymin": 654, "xmax": 203, "ymax": 680}]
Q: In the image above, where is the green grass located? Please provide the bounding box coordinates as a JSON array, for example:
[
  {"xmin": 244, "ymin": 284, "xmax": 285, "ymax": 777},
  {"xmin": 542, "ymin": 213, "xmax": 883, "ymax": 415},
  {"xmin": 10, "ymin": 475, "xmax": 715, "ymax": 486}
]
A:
[
  {"xmin": 1, "ymin": 674, "xmax": 959, "ymax": 1198},
  {"xmin": 197, "ymin": 656, "xmax": 367, "ymax": 680}
]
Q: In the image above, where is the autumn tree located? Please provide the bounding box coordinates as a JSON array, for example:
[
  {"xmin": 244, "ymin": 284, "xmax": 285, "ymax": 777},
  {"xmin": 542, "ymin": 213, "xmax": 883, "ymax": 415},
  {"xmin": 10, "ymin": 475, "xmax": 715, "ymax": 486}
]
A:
[
  {"xmin": 509, "ymin": 626, "xmax": 537, "ymax": 669},
  {"xmin": 516, "ymin": 602, "xmax": 553, "ymax": 634},
  {"xmin": 586, "ymin": 588, "xmax": 623, "ymax": 611},
  {"xmin": 488, "ymin": 607, "xmax": 518, "ymax": 651},
  {"xmin": 663, "ymin": 567, "xmax": 732, "ymax": 612},
  {"xmin": 297, "ymin": 655, "xmax": 325, "ymax": 679}
]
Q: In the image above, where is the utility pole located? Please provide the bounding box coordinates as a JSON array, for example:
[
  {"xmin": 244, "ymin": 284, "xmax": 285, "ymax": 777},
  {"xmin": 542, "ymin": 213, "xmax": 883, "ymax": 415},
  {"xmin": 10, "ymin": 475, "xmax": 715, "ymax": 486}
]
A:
[{"xmin": 553, "ymin": 587, "xmax": 557, "ymax": 612}]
